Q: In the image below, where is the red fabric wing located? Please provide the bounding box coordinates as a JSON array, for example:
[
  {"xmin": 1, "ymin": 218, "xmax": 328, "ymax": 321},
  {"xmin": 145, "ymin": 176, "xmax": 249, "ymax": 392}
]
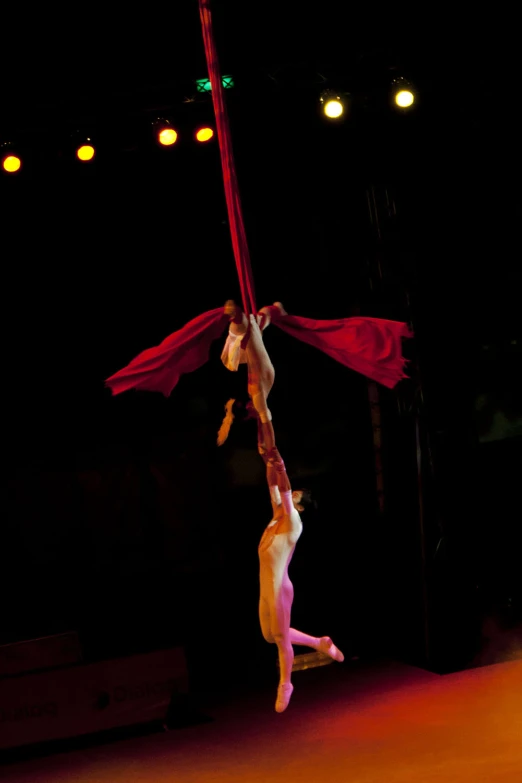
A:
[
  {"xmin": 274, "ymin": 314, "xmax": 412, "ymax": 389},
  {"xmin": 105, "ymin": 309, "xmax": 411, "ymax": 397},
  {"xmin": 105, "ymin": 308, "xmax": 227, "ymax": 397}
]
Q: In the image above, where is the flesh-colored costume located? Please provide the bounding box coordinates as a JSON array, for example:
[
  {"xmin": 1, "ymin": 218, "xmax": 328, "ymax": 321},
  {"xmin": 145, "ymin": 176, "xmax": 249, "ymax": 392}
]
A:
[{"xmin": 226, "ymin": 307, "xmax": 344, "ymax": 712}]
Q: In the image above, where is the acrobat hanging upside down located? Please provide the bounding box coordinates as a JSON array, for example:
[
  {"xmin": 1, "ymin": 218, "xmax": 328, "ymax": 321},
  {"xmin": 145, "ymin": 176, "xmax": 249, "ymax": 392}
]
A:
[
  {"xmin": 224, "ymin": 300, "xmax": 345, "ymax": 713},
  {"xmin": 104, "ymin": 299, "xmax": 411, "ymax": 712}
]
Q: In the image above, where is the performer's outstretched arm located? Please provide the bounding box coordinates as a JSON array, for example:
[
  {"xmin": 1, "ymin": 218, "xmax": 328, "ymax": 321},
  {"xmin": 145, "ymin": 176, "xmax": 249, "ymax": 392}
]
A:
[{"xmin": 256, "ymin": 414, "xmax": 281, "ymax": 515}]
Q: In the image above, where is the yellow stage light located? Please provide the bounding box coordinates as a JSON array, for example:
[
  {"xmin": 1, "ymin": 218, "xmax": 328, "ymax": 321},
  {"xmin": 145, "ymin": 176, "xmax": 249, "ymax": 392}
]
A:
[
  {"xmin": 324, "ymin": 99, "xmax": 344, "ymax": 118},
  {"xmin": 196, "ymin": 127, "xmax": 214, "ymax": 142},
  {"xmin": 391, "ymin": 78, "xmax": 416, "ymax": 110},
  {"xmin": 152, "ymin": 118, "xmax": 179, "ymax": 148},
  {"xmin": 395, "ymin": 89, "xmax": 415, "ymax": 108},
  {"xmin": 320, "ymin": 90, "xmax": 348, "ymax": 120},
  {"xmin": 77, "ymin": 144, "xmax": 95, "ymax": 161},
  {"xmin": 2, "ymin": 154, "xmax": 21, "ymax": 173},
  {"xmin": 158, "ymin": 128, "xmax": 178, "ymax": 146}
]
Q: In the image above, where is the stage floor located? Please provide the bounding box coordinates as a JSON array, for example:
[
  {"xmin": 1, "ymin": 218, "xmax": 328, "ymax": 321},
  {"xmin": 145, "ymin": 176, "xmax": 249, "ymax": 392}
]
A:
[{"xmin": 3, "ymin": 657, "xmax": 522, "ymax": 782}]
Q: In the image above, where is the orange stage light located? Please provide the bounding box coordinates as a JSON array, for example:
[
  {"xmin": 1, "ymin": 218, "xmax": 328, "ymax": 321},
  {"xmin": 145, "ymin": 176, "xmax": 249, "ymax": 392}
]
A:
[
  {"xmin": 2, "ymin": 155, "xmax": 22, "ymax": 173},
  {"xmin": 77, "ymin": 144, "xmax": 95, "ymax": 161},
  {"xmin": 158, "ymin": 128, "xmax": 178, "ymax": 146},
  {"xmin": 196, "ymin": 127, "xmax": 214, "ymax": 142}
]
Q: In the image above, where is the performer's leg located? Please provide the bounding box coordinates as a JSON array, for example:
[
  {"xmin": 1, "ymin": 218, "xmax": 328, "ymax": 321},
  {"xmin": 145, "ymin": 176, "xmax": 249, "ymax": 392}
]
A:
[
  {"xmin": 274, "ymin": 635, "xmax": 294, "ymax": 713},
  {"xmin": 245, "ymin": 315, "xmax": 275, "ymax": 408},
  {"xmin": 271, "ymin": 585, "xmax": 295, "ymax": 713},
  {"xmin": 221, "ymin": 301, "xmax": 249, "ymax": 373},
  {"xmin": 289, "ymin": 629, "xmax": 344, "ymax": 662},
  {"xmin": 259, "ymin": 597, "xmax": 274, "ymax": 644}
]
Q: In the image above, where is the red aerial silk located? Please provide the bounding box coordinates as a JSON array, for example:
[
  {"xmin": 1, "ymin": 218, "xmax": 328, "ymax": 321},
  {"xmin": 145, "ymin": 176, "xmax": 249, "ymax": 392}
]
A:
[
  {"xmin": 105, "ymin": 309, "xmax": 411, "ymax": 395},
  {"xmin": 199, "ymin": 0, "xmax": 257, "ymax": 316},
  {"xmin": 105, "ymin": 2, "xmax": 412, "ymax": 397},
  {"xmin": 275, "ymin": 314, "xmax": 412, "ymax": 389},
  {"xmin": 105, "ymin": 309, "xmax": 228, "ymax": 397}
]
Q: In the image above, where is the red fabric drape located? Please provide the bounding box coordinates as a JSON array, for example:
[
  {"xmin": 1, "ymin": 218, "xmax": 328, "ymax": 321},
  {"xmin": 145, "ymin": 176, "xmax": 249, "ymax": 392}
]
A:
[
  {"xmin": 105, "ymin": 308, "xmax": 411, "ymax": 395},
  {"xmin": 199, "ymin": 0, "xmax": 257, "ymax": 316},
  {"xmin": 105, "ymin": 309, "xmax": 228, "ymax": 397},
  {"xmin": 274, "ymin": 314, "xmax": 412, "ymax": 389},
  {"xmin": 105, "ymin": 2, "xmax": 412, "ymax": 397}
]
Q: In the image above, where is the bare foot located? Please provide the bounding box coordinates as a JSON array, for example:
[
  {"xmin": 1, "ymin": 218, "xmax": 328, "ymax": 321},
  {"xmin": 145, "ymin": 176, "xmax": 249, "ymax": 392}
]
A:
[
  {"xmin": 318, "ymin": 637, "xmax": 345, "ymax": 662},
  {"xmin": 275, "ymin": 682, "xmax": 294, "ymax": 713},
  {"xmin": 224, "ymin": 300, "xmax": 248, "ymax": 332},
  {"xmin": 257, "ymin": 302, "xmax": 288, "ymax": 330}
]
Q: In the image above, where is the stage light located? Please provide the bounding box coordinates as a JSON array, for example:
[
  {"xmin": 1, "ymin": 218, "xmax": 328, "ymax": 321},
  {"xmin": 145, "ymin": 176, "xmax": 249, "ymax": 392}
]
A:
[
  {"xmin": 76, "ymin": 142, "xmax": 95, "ymax": 161},
  {"xmin": 2, "ymin": 154, "xmax": 22, "ymax": 173},
  {"xmin": 391, "ymin": 78, "xmax": 416, "ymax": 110},
  {"xmin": 320, "ymin": 91, "xmax": 347, "ymax": 120},
  {"xmin": 395, "ymin": 89, "xmax": 414, "ymax": 108},
  {"xmin": 71, "ymin": 130, "xmax": 97, "ymax": 164},
  {"xmin": 196, "ymin": 127, "xmax": 214, "ymax": 142},
  {"xmin": 159, "ymin": 128, "xmax": 178, "ymax": 146},
  {"xmin": 1, "ymin": 140, "xmax": 23, "ymax": 173},
  {"xmin": 152, "ymin": 118, "xmax": 178, "ymax": 147},
  {"xmin": 196, "ymin": 75, "xmax": 234, "ymax": 93},
  {"xmin": 324, "ymin": 99, "xmax": 343, "ymax": 118}
]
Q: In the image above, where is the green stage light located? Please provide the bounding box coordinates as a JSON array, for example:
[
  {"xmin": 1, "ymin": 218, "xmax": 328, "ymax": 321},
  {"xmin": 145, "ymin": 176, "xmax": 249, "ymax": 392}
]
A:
[{"xmin": 196, "ymin": 75, "xmax": 235, "ymax": 93}]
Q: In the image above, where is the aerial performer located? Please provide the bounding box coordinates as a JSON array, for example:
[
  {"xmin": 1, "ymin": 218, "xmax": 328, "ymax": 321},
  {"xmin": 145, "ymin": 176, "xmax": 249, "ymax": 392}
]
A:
[
  {"xmin": 105, "ymin": 0, "xmax": 412, "ymax": 711},
  {"xmin": 222, "ymin": 301, "xmax": 345, "ymax": 712}
]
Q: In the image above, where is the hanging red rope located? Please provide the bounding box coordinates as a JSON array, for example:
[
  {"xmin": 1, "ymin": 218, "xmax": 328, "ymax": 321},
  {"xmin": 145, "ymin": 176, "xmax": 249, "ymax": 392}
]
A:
[{"xmin": 198, "ymin": 0, "xmax": 257, "ymax": 316}]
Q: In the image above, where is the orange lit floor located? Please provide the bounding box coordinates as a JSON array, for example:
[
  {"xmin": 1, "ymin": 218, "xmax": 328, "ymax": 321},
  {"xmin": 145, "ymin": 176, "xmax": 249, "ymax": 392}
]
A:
[{"xmin": 3, "ymin": 657, "xmax": 522, "ymax": 783}]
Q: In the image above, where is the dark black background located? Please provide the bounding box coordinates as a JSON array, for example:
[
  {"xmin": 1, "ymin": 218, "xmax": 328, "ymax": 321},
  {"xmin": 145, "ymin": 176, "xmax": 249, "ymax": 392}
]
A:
[{"xmin": 1, "ymin": 2, "xmax": 521, "ymax": 689}]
